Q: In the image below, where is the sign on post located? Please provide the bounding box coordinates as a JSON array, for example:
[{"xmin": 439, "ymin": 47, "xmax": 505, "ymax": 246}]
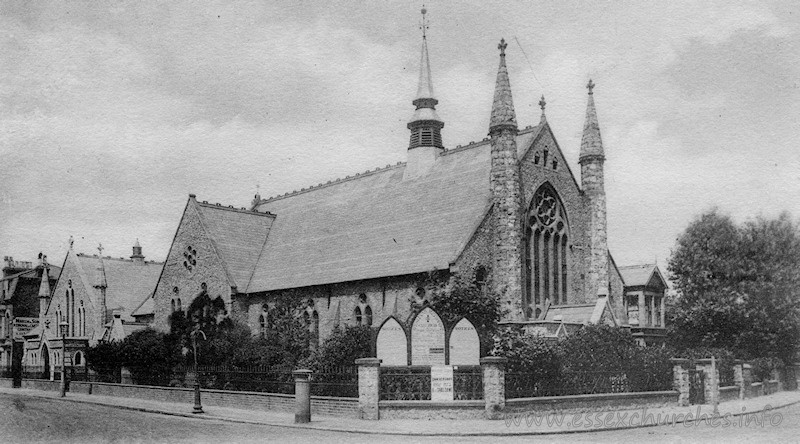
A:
[{"xmin": 431, "ymin": 365, "xmax": 454, "ymax": 402}]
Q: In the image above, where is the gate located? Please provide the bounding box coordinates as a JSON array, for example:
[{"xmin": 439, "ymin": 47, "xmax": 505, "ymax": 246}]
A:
[{"xmin": 688, "ymin": 369, "xmax": 705, "ymax": 405}]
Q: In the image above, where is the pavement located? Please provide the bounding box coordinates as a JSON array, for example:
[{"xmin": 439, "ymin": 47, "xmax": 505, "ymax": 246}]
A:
[{"xmin": 2, "ymin": 386, "xmax": 799, "ymax": 437}]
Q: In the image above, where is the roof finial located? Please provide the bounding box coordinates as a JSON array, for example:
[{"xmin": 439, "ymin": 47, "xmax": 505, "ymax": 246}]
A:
[
  {"xmin": 97, "ymin": 243, "xmax": 104, "ymax": 256},
  {"xmin": 538, "ymin": 95, "xmax": 547, "ymax": 124},
  {"xmin": 587, "ymin": 79, "xmax": 595, "ymax": 95},
  {"xmin": 68, "ymin": 235, "xmax": 74, "ymax": 250},
  {"xmin": 420, "ymin": 5, "xmax": 429, "ymax": 39},
  {"xmin": 498, "ymin": 38, "xmax": 508, "ymax": 57}
]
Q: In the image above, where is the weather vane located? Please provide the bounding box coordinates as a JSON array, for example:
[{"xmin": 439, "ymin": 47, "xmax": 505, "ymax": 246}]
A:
[{"xmin": 420, "ymin": 5, "xmax": 429, "ymax": 39}]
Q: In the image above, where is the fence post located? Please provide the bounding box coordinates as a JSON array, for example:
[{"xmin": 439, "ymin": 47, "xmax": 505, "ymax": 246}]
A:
[
  {"xmin": 741, "ymin": 363, "xmax": 753, "ymax": 399},
  {"xmin": 120, "ymin": 367, "xmax": 133, "ymax": 385},
  {"xmin": 734, "ymin": 362, "xmax": 745, "ymax": 400},
  {"xmin": 293, "ymin": 369, "xmax": 313, "ymax": 423},
  {"xmin": 695, "ymin": 359, "xmax": 719, "ymax": 406},
  {"xmin": 771, "ymin": 368, "xmax": 784, "ymax": 392},
  {"xmin": 670, "ymin": 358, "xmax": 690, "ymax": 407},
  {"xmin": 480, "ymin": 357, "xmax": 507, "ymax": 420},
  {"xmin": 355, "ymin": 358, "xmax": 381, "ymax": 420}
]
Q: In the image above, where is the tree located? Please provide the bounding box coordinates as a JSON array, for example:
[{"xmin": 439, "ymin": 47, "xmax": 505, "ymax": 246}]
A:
[
  {"xmin": 120, "ymin": 328, "xmax": 182, "ymax": 384},
  {"xmin": 668, "ymin": 209, "xmax": 800, "ymax": 362}
]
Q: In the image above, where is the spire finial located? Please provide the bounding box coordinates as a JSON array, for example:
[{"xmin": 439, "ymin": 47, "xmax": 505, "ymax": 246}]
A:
[
  {"xmin": 587, "ymin": 79, "xmax": 595, "ymax": 95},
  {"xmin": 420, "ymin": 5, "xmax": 429, "ymax": 39},
  {"xmin": 498, "ymin": 38, "xmax": 507, "ymax": 57}
]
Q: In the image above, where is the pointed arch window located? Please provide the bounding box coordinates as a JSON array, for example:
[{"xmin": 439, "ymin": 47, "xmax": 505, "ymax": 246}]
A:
[
  {"xmin": 525, "ymin": 184, "xmax": 570, "ymax": 318},
  {"xmin": 258, "ymin": 314, "xmax": 266, "ymax": 339}
]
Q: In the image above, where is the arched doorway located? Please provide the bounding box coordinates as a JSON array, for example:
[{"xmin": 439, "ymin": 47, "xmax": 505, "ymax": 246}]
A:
[{"xmin": 41, "ymin": 344, "xmax": 50, "ymax": 380}]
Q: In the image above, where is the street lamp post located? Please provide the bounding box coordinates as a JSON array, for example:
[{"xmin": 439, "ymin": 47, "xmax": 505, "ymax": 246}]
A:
[
  {"xmin": 190, "ymin": 329, "xmax": 206, "ymax": 414},
  {"xmin": 59, "ymin": 320, "xmax": 68, "ymax": 398}
]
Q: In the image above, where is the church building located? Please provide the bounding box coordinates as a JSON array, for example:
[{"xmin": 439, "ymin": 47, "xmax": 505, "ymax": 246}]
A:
[
  {"xmin": 21, "ymin": 240, "xmax": 162, "ymax": 378},
  {"xmin": 150, "ymin": 12, "xmax": 666, "ymax": 345}
]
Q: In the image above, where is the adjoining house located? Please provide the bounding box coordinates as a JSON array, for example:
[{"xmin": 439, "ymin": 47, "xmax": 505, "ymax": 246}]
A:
[
  {"xmin": 21, "ymin": 240, "xmax": 161, "ymax": 379},
  {"xmin": 0, "ymin": 255, "xmax": 61, "ymax": 370},
  {"xmin": 149, "ymin": 20, "xmax": 667, "ymax": 346}
]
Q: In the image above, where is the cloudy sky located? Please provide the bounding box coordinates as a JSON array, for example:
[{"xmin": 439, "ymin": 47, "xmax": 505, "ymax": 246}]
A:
[{"xmin": 1, "ymin": 1, "xmax": 798, "ymax": 276}]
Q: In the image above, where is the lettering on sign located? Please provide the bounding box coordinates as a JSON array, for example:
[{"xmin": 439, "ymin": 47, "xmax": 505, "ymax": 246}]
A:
[
  {"xmin": 431, "ymin": 365, "xmax": 454, "ymax": 402},
  {"xmin": 448, "ymin": 318, "xmax": 480, "ymax": 365},
  {"xmin": 411, "ymin": 307, "xmax": 445, "ymax": 366},
  {"xmin": 376, "ymin": 317, "xmax": 408, "ymax": 366}
]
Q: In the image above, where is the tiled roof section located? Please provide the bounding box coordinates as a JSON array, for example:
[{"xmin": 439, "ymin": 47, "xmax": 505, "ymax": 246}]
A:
[
  {"xmin": 195, "ymin": 202, "xmax": 275, "ymax": 289},
  {"xmin": 75, "ymin": 255, "xmax": 163, "ymax": 321},
  {"xmin": 489, "ymin": 39, "xmax": 517, "ymax": 131},
  {"xmin": 579, "ymin": 84, "xmax": 604, "ymax": 160},
  {"xmin": 542, "ymin": 304, "xmax": 597, "ymax": 324},
  {"xmin": 618, "ymin": 264, "xmax": 666, "ymax": 288},
  {"xmin": 248, "ymin": 128, "xmax": 540, "ymax": 292},
  {"xmin": 131, "ymin": 294, "xmax": 154, "ymax": 317}
]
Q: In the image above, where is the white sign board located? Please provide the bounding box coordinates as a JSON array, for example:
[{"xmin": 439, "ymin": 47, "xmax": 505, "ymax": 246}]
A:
[
  {"xmin": 431, "ymin": 365, "xmax": 454, "ymax": 402},
  {"xmin": 376, "ymin": 317, "xmax": 408, "ymax": 366},
  {"xmin": 448, "ymin": 318, "xmax": 480, "ymax": 365},
  {"xmin": 411, "ymin": 307, "xmax": 446, "ymax": 365}
]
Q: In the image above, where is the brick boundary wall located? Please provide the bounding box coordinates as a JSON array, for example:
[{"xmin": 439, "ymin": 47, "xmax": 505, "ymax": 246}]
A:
[
  {"xmin": 719, "ymin": 386, "xmax": 739, "ymax": 402},
  {"xmin": 504, "ymin": 391, "xmax": 678, "ymax": 415},
  {"xmin": 379, "ymin": 400, "xmax": 485, "ymax": 420},
  {"xmin": 68, "ymin": 381, "xmax": 359, "ymax": 418},
  {"xmin": 21, "ymin": 379, "xmax": 61, "ymax": 391}
]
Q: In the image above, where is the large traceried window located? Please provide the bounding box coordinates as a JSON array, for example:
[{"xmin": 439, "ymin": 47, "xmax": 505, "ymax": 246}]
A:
[{"xmin": 525, "ymin": 184, "xmax": 569, "ymax": 319}]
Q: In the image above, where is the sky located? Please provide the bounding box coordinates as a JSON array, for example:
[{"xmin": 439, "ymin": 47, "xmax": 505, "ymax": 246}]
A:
[{"xmin": 1, "ymin": 1, "xmax": 799, "ymax": 277}]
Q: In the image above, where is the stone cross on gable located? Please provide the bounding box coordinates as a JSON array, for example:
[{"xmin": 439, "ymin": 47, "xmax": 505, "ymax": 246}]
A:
[
  {"xmin": 587, "ymin": 79, "xmax": 595, "ymax": 95},
  {"xmin": 539, "ymin": 95, "xmax": 546, "ymax": 112},
  {"xmin": 498, "ymin": 38, "xmax": 507, "ymax": 56}
]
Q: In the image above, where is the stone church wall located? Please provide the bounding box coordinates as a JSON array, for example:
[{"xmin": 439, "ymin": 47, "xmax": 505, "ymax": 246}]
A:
[
  {"xmin": 454, "ymin": 209, "xmax": 494, "ymax": 285},
  {"xmin": 241, "ymin": 273, "xmax": 445, "ymax": 344},
  {"xmin": 519, "ymin": 127, "xmax": 592, "ymax": 304},
  {"xmin": 152, "ymin": 202, "xmax": 234, "ymax": 332}
]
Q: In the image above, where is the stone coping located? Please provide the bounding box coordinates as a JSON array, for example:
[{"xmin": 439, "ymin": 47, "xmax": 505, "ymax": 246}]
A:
[
  {"xmin": 70, "ymin": 381, "xmax": 357, "ymax": 402},
  {"xmin": 379, "ymin": 400, "xmax": 484, "ymax": 408},
  {"xmin": 506, "ymin": 390, "xmax": 677, "ymax": 405}
]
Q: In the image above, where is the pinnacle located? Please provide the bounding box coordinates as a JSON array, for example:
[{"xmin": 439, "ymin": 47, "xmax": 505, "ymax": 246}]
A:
[
  {"xmin": 579, "ymin": 80, "xmax": 604, "ymax": 162},
  {"xmin": 489, "ymin": 38, "xmax": 517, "ymax": 134}
]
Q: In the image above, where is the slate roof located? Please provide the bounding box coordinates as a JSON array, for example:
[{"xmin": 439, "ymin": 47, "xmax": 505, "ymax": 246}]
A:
[
  {"xmin": 618, "ymin": 264, "xmax": 666, "ymax": 288},
  {"xmin": 131, "ymin": 294, "xmax": 154, "ymax": 317},
  {"xmin": 75, "ymin": 255, "xmax": 163, "ymax": 321},
  {"xmin": 245, "ymin": 126, "xmax": 541, "ymax": 292},
  {"xmin": 542, "ymin": 304, "xmax": 597, "ymax": 324},
  {"xmin": 194, "ymin": 203, "xmax": 275, "ymax": 289}
]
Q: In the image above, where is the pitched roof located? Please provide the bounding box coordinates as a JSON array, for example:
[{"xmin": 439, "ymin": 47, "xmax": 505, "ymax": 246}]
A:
[
  {"xmin": 75, "ymin": 254, "xmax": 163, "ymax": 321},
  {"xmin": 246, "ymin": 127, "xmax": 541, "ymax": 292},
  {"xmin": 194, "ymin": 202, "xmax": 275, "ymax": 289},
  {"xmin": 618, "ymin": 264, "xmax": 667, "ymax": 288},
  {"xmin": 542, "ymin": 304, "xmax": 596, "ymax": 324},
  {"xmin": 131, "ymin": 294, "xmax": 154, "ymax": 317}
]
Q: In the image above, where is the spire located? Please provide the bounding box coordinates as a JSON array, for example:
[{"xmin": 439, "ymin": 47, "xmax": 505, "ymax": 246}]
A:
[
  {"xmin": 489, "ymin": 38, "xmax": 517, "ymax": 134},
  {"xmin": 95, "ymin": 244, "xmax": 107, "ymax": 288},
  {"xmin": 539, "ymin": 95, "xmax": 547, "ymax": 124},
  {"xmin": 407, "ymin": 6, "xmax": 443, "ymax": 150},
  {"xmin": 579, "ymin": 79, "xmax": 604, "ymax": 163},
  {"xmin": 38, "ymin": 261, "xmax": 51, "ymax": 299}
]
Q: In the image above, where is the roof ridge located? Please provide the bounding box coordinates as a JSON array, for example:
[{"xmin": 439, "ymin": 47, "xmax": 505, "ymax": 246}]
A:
[
  {"xmin": 75, "ymin": 253, "xmax": 164, "ymax": 265},
  {"xmin": 256, "ymin": 161, "xmax": 406, "ymax": 205},
  {"xmin": 197, "ymin": 201, "xmax": 276, "ymax": 217},
  {"xmin": 618, "ymin": 263, "xmax": 656, "ymax": 269},
  {"xmin": 255, "ymin": 125, "xmax": 541, "ymax": 206}
]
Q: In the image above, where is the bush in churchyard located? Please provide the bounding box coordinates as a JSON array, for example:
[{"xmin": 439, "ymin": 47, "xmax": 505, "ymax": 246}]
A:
[
  {"xmin": 85, "ymin": 340, "xmax": 125, "ymax": 382},
  {"xmin": 120, "ymin": 328, "xmax": 182, "ymax": 385}
]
